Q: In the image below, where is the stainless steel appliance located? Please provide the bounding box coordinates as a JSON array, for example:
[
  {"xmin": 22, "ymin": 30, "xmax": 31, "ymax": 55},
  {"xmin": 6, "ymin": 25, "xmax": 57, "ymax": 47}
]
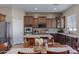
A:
[
  {"xmin": 0, "ymin": 22, "xmax": 11, "ymax": 45},
  {"xmin": 24, "ymin": 27, "xmax": 33, "ymax": 34}
]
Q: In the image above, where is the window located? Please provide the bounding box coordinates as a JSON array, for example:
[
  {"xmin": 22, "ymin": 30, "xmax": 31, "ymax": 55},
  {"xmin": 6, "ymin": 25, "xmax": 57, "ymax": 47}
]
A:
[{"xmin": 67, "ymin": 14, "xmax": 77, "ymax": 31}]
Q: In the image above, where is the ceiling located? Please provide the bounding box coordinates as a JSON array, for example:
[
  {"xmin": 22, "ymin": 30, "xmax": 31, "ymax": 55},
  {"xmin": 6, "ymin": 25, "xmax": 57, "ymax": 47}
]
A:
[{"xmin": 0, "ymin": 4, "xmax": 72, "ymax": 13}]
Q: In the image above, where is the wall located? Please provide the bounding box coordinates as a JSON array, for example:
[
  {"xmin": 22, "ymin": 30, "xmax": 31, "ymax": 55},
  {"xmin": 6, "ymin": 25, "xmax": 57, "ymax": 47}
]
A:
[
  {"xmin": 0, "ymin": 7, "xmax": 25, "ymax": 45},
  {"xmin": 12, "ymin": 7, "xmax": 25, "ymax": 45},
  {"xmin": 26, "ymin": 12, "xmax": 61, "ymax": 18},
  {"xmin": 0, "ymin": 7, "xmax": 13, "ymax": 43},
  {"xmin": 63, "ymin": 5, "xmax": 79, "ymax": 35}
]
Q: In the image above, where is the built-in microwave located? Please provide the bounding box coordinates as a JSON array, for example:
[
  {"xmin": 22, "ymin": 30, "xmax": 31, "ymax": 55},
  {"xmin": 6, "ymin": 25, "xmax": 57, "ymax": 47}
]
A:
[{"xmin": 24, "ymin": 27, "xmax": 33, "ymax": 34}]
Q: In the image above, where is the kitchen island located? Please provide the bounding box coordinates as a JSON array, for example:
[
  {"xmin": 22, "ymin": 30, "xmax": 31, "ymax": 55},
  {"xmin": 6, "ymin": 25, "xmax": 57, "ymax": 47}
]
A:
[{"xmin": 24, "ymin": 34, "xmax": 53, "ymax": 47}]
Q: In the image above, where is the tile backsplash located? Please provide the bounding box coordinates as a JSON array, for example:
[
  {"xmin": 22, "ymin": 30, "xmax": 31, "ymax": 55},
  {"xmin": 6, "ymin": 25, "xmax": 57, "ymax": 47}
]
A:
[
  {"xmin": 33, "ymin": 28, "xmax": 59, "ymax": 34},
  {"xmin": 46, "ymin": 28, "xmax": 59, "ymax": 33}
]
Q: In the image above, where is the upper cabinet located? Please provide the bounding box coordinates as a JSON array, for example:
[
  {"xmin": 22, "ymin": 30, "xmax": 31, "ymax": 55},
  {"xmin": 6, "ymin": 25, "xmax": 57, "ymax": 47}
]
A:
[
  {"xmin": 24, "ymin": 16, "xmax": 34, "ymax": 27},
  {"xmin": 46, "ymin": 18, "xmax": 56, "ymax": 28},
  {"xmin": 0, "ymin": 14, "xmax": 6, "ymax": 22},
  {"xmin": 60, "ymin": 16, "xmax": 65, "ymax": 28},
  {"xmin": 56, "ymin": 16, "xmax": 65, "ymax": 28},
  {"xmin": 24, "ymin": 16, "xmax": 65, "ymax": 28},
  {"xmin": 33, "ymin": 18, "xmax": 39, "ymax": 27},
  {"xmin": 51, "ymin": 18, "xmax": 56, "ymax": 28},
  {"xmin": 46, "ymin": 18, "xmax": 52, "ymax": 28},
  {"xmin": 38, "ymin": 16, "xmax": 46, "ymax": 24}
]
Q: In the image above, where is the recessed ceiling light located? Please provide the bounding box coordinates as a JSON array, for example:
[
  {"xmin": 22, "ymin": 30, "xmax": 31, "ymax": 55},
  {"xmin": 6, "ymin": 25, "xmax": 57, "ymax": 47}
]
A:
[{"xmin": 34, "ymin": 8, "xmax": 38, "ymax": 10}]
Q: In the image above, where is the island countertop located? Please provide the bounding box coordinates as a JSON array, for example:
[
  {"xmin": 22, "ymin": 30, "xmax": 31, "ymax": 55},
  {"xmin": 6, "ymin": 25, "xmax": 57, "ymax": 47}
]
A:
[{"xmin": 24, "ymin": 34, "xmax": 53, "ymax": 39}]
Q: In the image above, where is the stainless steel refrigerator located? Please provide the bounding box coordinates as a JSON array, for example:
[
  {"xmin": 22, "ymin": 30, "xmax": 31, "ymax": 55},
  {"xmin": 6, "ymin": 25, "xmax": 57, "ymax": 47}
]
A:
[{"xmin": 0, "ymin": 22, "xmax": 11, "ymax": 45}]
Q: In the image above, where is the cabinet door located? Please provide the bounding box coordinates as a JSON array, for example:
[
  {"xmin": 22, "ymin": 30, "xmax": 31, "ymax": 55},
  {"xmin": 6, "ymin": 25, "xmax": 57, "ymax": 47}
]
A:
[
  {"xmin": 60, "ymin": 16, "xmax": 65, "ymax": 28},
  {"xmin": 29, "ymin": 16, "xmax": 34, "ymax": 27},
  {"xmin": 52, "ymin": 34, "xmax": 59, "ymax": 42},
  {"xmin": 71, "ymin": 37, "xmax": 78, "ymax": 50},
  {"xmin": 54, "ymin": 34, "xmax": 66, "ymax": 44},
  {"xmin": 24, "ymin": 16, "xmax": 29, "ymax": 26},
  {"xmin": 24, "ymin": 16, "xmax": 34, "ymax": 27},
  {"xmin": 56, "ymin": 16, "xmax": 65, "ymax": 28},
  {"xmin": 56, "ymin": 19, "xmax": 61, "ymax": 28},
  {"xmin": 66, "ymin": 36, "xmax": 71, "ymax": 46},
  {"xmin": 33, "ymin": 18, "xmax": 39, "ymax": 27},
  {"xmin": 59, "ymin": 34, "xmax": 66, "ymax": 44},
  {"xmin": 38, "ymin": 16, "xmax": 46, "ymax": 23},
  {"xmin": 51, "ymin": 19, "xmax": 56, "ymax": 28},
  {"xmin": 46, "ymin": 19, "xmax": 52, "ymax": 28}
]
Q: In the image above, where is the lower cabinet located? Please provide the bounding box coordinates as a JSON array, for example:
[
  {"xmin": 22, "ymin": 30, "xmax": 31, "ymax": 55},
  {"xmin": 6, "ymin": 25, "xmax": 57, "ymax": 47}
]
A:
[
  {"xmin": 66, "ymin": 36, "xmax": 71, "ymax": 46},
  {"xmin": 58, "ymin": 34, "xmax": 66, "ymax": 44},
  {"xmin": 66, "ymin": 36, "xmax": 78, "ymax": 50},
  {"xmin": 52, "ymin": 34, "xmax": 78, "ymax": 50},
  {"xmin": 52, "ymin": 34, "xmax": 66, "ymax": 44},
  {"xmin": 71, "ymin": 37, "xmax": 78, "ymax": 50}
]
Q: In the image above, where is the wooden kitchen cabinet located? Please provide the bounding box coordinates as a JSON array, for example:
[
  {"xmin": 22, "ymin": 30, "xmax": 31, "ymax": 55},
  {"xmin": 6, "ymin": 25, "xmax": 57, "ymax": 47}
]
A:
[
  {"xmin": 52, "ymin": 34, "xmax": 66, "ymax": 44},
  {"xmin": 56, "ymin": 16, "xmax": 65, "ymax": 28},
  {"xmin": 60, "ymin": 16, "xmax": 65, "ymax": 28},
  {"xmin": 59, "ymin": 34, "xmax": 66, "ymax": 44},
  {"xmin": 55, "ymin": 34, "xmax": 66, "ymax": 44},
  {"xmin": 66, "ymin": 36, "xmax": 78, "ymax": 50},
  {"xmin": 46, "ymin": 18, "xmax": 52, "ymax": 28},
  {"xmin": 24, "ymin": 16, "xmax": 34, "ymax": 27},
  {"xmin": 51, "ymin": 34, "xmax": 59, "ymax": 42},
  {"xmin": 0, "ymin": 14, "xmax": 6, "ymax": 22},
  {"xmin": 24, "ymin": 16, "xmax": 65, "ymax": 28},
  {"xmin": 51, "ymin": 18, "xmax": 56, "ymax": 28},
  {"xmin": 46, "ymin": 18, "xmax": 56, "ymax": 28},
  {"xmin": 53, "ymin": 33, "xmax": 78, "ymax": 50},
  {"xmin": 66, "ymin": 36, "xmax": 71, "ymax": 46},
  {"xmin": 56, "ymin": 17, "xmax": 61, "ymax": 28},
  {"xmin": 33, "ymin": 18, "xmax": 39, "ymax": 27},
  {"xmin": 24, "ymin": 16, "xmax": 29, "ymax": 26},
  {"xmin": 38, "ymin": 16, "xmax": 46, "ymax": 24},
  {"xmin": 71, "ymin": 37, "xmax": 78, "ymax": 50}
]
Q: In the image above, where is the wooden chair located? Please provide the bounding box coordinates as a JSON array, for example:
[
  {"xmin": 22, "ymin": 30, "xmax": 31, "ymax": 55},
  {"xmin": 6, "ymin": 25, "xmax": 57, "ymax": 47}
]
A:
[
  {"xmin": 48, "ymin": 37, "xmax": 55, "ymax": 47},
  {"xmin": 24, "ymin": 38, "xmax": 35, "ymax": 48},
  {"xmin": 47, "ymin": 50, "xmax": 69, "ymax": 54}
]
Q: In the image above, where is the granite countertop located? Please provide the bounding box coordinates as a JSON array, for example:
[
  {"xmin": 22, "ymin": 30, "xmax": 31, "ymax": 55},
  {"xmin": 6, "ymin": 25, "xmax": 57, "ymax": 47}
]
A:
[
  {"xmin": 24, "ymin": 32, "xmax": 79, "ymax": 38},
  {"xmin": 24, "ymin": 34, "xmax": 53, "ymax": 39},
  {"xmin": 58, "ymin": 33, "xmax": 79, "ymax": 38}
]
